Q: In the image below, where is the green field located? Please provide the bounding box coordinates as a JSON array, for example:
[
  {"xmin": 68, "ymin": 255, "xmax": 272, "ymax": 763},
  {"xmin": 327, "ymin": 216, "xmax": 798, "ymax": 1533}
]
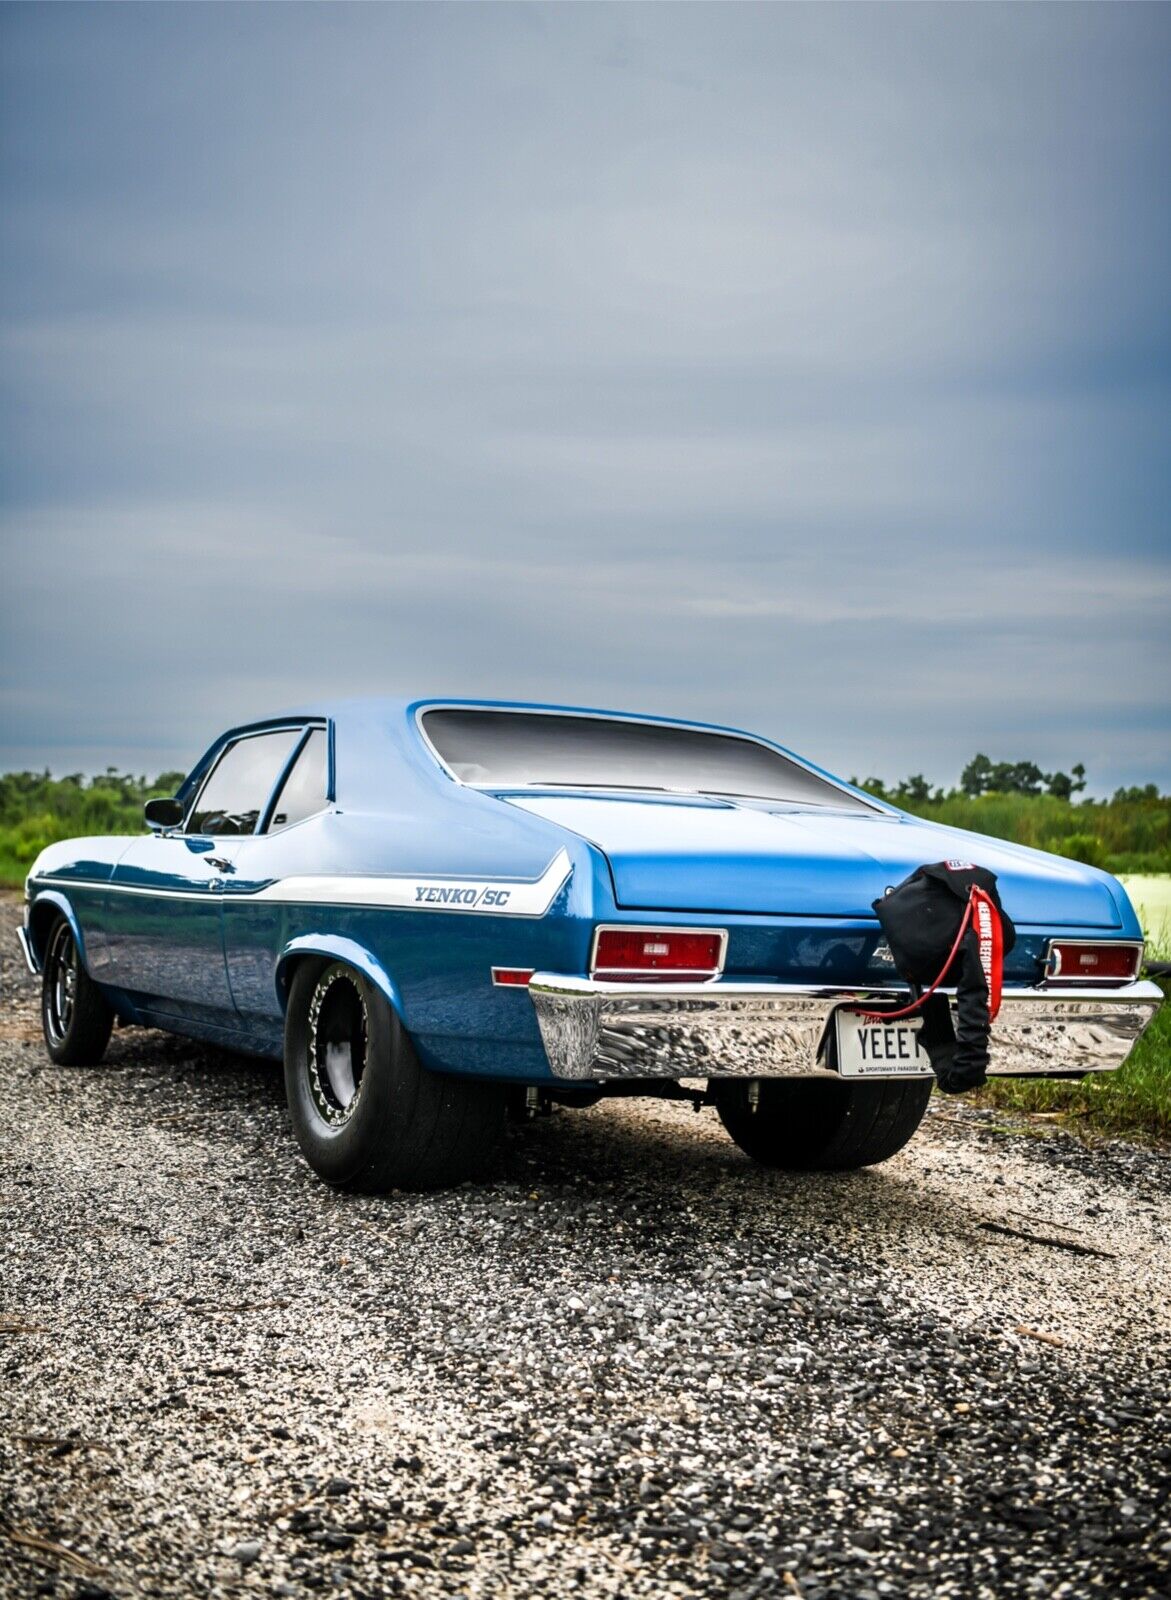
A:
[{"xmin": 1120, "ymin": 874, "xmax": 1171, "ymax": 950}]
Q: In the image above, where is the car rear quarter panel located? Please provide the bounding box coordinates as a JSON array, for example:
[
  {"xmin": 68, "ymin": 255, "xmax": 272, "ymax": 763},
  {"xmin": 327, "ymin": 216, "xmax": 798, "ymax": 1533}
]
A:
[{"xmin": 219, "ymin": 798, "xmax": 608, "ymax": 1078}]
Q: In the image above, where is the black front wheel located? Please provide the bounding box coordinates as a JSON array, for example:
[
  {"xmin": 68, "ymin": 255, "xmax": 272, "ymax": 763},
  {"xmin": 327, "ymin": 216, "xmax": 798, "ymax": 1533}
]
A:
[
  {"xmin": 41, "ymin": 916, "xmax": 114, "ymax": 1066},
  {"xmin": 714, "ymin": 1076, "xmax": 932, "ymax": 1171},
  {"xmin": 283, "ymin": 960, "xmax": 506, "ymax": 1192}
]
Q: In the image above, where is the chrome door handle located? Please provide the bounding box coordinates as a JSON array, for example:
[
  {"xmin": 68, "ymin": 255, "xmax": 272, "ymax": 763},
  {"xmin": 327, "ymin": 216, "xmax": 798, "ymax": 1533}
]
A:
[{"xmin": 206, "ymin": 856, "xmax": 236, "ymax": 874}]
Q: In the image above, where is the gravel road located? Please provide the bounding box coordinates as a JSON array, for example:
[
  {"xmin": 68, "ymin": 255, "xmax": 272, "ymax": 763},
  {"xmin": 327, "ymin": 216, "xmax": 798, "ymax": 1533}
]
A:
[{"xmin": 2, "ymin": 894, "xmax": 1169, "ymax": 1600}]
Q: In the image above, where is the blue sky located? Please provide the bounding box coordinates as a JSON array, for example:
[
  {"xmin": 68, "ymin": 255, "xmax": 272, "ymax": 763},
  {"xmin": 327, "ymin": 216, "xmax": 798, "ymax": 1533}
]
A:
[{"xmin": 2, "ymin": 3, "xmax": 1168, "ymax": 792}]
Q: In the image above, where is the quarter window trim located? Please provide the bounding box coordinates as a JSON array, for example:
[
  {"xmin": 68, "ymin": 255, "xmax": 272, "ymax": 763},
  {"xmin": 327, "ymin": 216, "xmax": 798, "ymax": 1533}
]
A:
[
  {"xmin": 184, "ymin": 722, "xmax": 324, "ymax": 837},
  {"xmin": 260, "ymin": 724, "xmax": 331, "ymax": 835}
]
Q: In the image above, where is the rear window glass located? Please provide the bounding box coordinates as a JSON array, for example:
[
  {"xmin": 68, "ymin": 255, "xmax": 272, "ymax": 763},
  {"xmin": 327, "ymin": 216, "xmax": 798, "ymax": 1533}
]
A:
[{"xmin": 421, "ymin": 709, "xmax": 872, "ymax": 810}]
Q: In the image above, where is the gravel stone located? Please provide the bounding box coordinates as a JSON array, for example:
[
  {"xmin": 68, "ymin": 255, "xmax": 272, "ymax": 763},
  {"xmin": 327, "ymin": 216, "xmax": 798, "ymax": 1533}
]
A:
[{"xmin": 0, "ymin": 893, "xmax": 1168, "ymax": 1599}]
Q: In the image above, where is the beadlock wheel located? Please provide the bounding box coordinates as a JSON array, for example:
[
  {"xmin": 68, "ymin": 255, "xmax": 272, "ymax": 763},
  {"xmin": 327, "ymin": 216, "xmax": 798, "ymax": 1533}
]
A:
[
  {"xmin": 306, "ymin": 965, "xmax": 369, "ymax": 1128},
  {"xmin": 283, "ymin": 958, "xmax": 507, "ymax": 1192}
]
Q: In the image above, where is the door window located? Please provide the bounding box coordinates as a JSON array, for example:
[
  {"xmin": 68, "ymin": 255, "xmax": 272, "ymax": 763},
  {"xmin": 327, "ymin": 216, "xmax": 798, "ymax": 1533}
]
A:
[
  {"xmin": 267, "ymin": 728, "xmax": 328, "ymax": 832},
  {"xmin": 186, "ymin": 729, "xmax": 301, "ymax": 836}
]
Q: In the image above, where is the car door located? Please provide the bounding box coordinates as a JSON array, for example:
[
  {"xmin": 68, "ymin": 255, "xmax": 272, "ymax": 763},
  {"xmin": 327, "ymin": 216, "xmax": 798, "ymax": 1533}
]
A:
[
  {"xmin": 221, "ymin": 726, "xmax": 332, "ymax": 1031},
  {"xmin": 102, "ymin": 727, "xmax": 303, "ymax": 1014}
]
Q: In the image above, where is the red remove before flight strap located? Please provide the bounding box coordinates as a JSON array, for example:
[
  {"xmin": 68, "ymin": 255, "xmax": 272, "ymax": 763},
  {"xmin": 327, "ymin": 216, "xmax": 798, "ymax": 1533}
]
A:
[
  {"xmin": 969, "ymin": 884, "xmax": 1004, "ymax": 1021},
  {"xmin": 860, "ymin": 884, "xmax": 1003, "ymax": 1024}
]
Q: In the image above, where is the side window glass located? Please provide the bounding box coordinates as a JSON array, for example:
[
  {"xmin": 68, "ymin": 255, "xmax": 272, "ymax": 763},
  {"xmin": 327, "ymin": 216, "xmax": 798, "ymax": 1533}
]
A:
[
  {"xmin": 186, "ymin": 730, "xmax": 300, "ymax": 836},
  {"xmin": 267, "ymin": 728, "xmax": 328, "ymax": 833}
]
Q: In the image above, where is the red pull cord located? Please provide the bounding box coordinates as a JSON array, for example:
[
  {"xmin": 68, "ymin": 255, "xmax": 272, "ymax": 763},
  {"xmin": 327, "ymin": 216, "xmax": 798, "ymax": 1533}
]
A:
[
  {"xmin": 970, "ymin": 884, "xmax": 1004, "ymax": 1021},
  {"xmin": 859, "ymin": 891, "xmax": 976, "ymax": 1022}
]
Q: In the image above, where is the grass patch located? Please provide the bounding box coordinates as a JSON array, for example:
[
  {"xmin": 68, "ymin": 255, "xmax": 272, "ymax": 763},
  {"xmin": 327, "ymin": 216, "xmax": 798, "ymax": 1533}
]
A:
[
  {"xmin": 1119, "ymin": 874, "xmax": 1171, "ymax": 953},
  {"xmin": 973, "ymin": 981, "xmax": 1170, "ymax": 1143},
  {"xmin": 976, "ymin": 896, "xmax": 1170, "ymax": 1144}
]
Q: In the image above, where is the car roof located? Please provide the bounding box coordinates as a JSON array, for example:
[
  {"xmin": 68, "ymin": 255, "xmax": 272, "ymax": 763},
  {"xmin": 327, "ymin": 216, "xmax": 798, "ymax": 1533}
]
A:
[
  {"xmin": 275, "ymin": 695, "xmax": 766, "ymax": 742},
  {"xmin": 182, "ymin": 696, "xmax": 889, "ymax": 819},
  {"xmin": 182, "ymin": 697, "xmax": 772, "ymax": 798}
]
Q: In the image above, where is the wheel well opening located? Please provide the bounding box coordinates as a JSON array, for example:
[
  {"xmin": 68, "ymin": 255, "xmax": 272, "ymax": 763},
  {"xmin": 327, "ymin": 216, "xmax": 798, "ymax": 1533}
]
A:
[
  {"xmin": 29, "ymin": 901, "xmax": 69, "ymax": 968},
  {"xmin": 276, "ymin": 952, "xmax": 331, "ymax": 1014}
]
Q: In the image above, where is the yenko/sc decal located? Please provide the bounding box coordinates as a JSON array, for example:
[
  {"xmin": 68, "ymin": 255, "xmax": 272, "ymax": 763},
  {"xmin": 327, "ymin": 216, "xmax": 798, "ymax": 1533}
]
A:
[
  {"xmin": 415, "ymin": 885, "xmax": 511, "ymax": 907},
  {"xmin": 247, "ymin": 848, "xmax": 572, "ymax": 916}
]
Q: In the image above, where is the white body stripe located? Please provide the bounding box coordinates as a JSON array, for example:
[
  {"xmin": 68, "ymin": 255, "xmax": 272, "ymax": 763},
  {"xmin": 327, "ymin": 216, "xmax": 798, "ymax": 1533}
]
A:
[
  {"xmin": 248, "ymin": 848, "xmax": 573, "ymax": 915},
  {"xmin": 33, "ymin": 878, "xmax": 218, "ymax": 902},
  {"xmin": 32, "ymin": 848, "xmax": 573, "ymax": 918}
]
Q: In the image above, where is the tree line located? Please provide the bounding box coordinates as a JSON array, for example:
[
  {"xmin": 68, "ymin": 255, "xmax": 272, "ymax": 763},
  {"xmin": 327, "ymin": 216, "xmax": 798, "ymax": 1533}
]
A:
[
  {"xmin": 0, "ymin": 768, "xmax": 184, "ymax": 886},
  {"xmin": 854, "ymin": 754, "xmax": 1169, "ymax": 873},
  {"xmin": 0, "ymin": 757, "xmax": 1168, "ymax": 886}
]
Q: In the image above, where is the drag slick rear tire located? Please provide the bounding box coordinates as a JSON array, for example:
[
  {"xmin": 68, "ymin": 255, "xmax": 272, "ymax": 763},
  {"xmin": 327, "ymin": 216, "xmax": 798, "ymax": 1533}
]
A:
[
  {"xmin": 284, "ymin": 959, "xmax": 506, "ymax": 1192},
  {"xmin": 714, "ymin": 1076, "xmax": 932, "ymax": 1171}
]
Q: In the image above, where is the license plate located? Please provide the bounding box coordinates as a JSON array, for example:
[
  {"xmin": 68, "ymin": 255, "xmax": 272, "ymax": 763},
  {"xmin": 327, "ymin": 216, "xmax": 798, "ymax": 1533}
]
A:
[{"xmin": 834, "ymin": 1010, "xmax": 934, "ymax": 1078}]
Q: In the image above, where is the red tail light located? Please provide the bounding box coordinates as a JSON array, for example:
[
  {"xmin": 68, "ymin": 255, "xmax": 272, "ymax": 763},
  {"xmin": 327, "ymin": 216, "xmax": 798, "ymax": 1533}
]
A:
[
  {"xmin": 491, "ymin": 968, "xmax": 535, "ymax": 987},
  {"xmin": 591, "ymin": 926, "xmax": 726, "ymax": 981},
  {"xmin": 1046, "ymin": 940, "xmax": 1142, "ymax": 983}
]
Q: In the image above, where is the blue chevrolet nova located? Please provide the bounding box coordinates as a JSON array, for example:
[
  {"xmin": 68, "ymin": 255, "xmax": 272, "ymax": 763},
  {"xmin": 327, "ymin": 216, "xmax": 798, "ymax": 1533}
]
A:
[{"xmin": 18, "ymin": 698, "xmax": 1161, "ymax": 1190}]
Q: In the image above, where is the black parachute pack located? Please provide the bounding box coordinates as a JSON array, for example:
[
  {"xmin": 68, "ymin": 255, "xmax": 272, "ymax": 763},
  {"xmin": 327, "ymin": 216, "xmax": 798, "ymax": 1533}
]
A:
[{"xmin": 863, "ymin": 861, "xmax": 1016, "ymax": 1094}]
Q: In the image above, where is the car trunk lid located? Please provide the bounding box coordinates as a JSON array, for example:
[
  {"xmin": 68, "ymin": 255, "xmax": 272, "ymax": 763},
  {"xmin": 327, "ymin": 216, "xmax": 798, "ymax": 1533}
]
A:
[{"xmin": 502, "ymin": 792, "xmax": 1122, "ymax": 927}]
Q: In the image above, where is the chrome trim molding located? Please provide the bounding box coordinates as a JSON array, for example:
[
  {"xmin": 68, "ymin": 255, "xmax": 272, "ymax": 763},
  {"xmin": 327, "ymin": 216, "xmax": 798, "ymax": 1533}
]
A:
[
  {"xmin": 15, "ymin": 924, "xmax": 39, "ymax": 976},
  {"xmin": 588, "ymin": 923, "xmax": 729, "ymax": 980},
  {"xmin": 32, "ymin": 875, "xmax": 220, "ymax": 902},
  {"xmin": 528, "ymin": 974, "xmax": 1164, "ymax": 1083}
]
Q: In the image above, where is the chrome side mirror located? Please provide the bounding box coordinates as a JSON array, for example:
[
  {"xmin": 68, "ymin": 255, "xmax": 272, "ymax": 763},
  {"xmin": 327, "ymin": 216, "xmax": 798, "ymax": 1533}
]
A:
[{"xmin": 144, "ymin": 797, "xmax": 184, "ymax": 831}]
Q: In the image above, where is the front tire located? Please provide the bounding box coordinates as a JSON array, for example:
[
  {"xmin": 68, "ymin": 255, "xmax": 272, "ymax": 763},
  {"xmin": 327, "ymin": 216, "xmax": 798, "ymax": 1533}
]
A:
[
  {"xmin": 41, "ymin": 916, "xmax": 114, "ymax": 1066},
  {"xmin": 714, "ymin": 1076, "xmax": 931, "ymax": 1171},
  {"xmin": 284, "ymin": 960, "xmax": 506, "ymax": 1192}
]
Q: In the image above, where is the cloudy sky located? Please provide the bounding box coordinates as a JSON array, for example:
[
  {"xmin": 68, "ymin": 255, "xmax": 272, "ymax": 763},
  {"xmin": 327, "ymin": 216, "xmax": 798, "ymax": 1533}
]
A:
[{"xmin": 2, "ymin": 4, "xmax": 1168, "ymax": 792}]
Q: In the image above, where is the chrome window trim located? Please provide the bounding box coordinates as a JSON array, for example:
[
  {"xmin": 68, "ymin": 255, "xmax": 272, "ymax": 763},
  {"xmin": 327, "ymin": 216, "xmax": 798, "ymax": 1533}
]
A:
[
  {"xmin": 326, "ymin": 718, "xmax": 337, "ymax": 803},
  {"xmin": 261, "ymin": 725, "xmax": 331, "ymax": 836},
  {"xmin": 413, "ymin": 702, "xmax": 884, "ymax": 813},
  {"xmin": 259, "ymin": 726, "xmax": 312, "ymax": 835},
  {"xmin": 1044, "ymin": 937, "xmax": 1144, "ymax": 983},
  {"xmin": 183, "ymin": 721, "xmax": 326, "ymax": 837},
  {"xmin": 589, "ymin": 922, "xmax": 729, "ymax": 981}
]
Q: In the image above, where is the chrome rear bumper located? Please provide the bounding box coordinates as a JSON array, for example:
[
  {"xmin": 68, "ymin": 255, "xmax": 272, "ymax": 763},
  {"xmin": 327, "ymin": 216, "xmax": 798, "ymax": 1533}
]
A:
[{"xmin": 528, "ymin": 974, "xmax": 1163, "ymax": 1082}]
